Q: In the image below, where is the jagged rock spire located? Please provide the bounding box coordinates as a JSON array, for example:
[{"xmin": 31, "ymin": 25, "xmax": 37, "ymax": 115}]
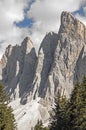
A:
[
  {"xmin": 31, "ymin": 11, "xmax": 86, "ymax": 105},
  {"xmin": 0, "ymin": 11, "xmax": 86, "ymax": 106},
  {"xmin": 0, "ymin": 37, "xmax": 37, "ymax": 103},
  {"xmin": 60, "ymin": 11, "xmax": 86, "ymax": 40}
]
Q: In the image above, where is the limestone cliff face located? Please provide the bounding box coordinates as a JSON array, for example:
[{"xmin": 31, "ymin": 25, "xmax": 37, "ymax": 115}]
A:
[
  {"xmin": 32, "ymin": 12, "xmax": 86, "ymax": 104},
  {"xmin": 0, "ymin": 11, "xmax": 86, "ymax": 106},
  {"xmin": 0, "ymin": 12, "xmax": 86, "ymax": 129},
  {"xmin": 0, "ymin": 37, "xmax": 37, "ymax": 103},
  {"xmin": 31, "ymin": 32, "xmax": 58, "ymax": 99}
]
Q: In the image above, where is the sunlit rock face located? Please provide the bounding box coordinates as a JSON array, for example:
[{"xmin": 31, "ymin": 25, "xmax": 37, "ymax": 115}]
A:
[
  {"xmin": 1, "ymin": 12, "xmax": 86, "ymax": 105},
  {"xmin": 32, "ymin": 11, "xmax": 86, "ymax": 105}
]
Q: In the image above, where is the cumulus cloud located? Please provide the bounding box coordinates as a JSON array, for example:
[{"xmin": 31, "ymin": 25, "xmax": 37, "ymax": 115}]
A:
[
  {"xmin": 0, "ymin": 0, "xmax": 86, "ymax": 58},
  {"xmin": 0, "ymin": 0, "xmax": 30, "ymax": 58},
  {"xmin": 27, "ymin": 0, "xmax": 86, "ymax": 49},
  {"xmin": 74, "ymin": 0, "xmax": 86, "ymax": 26},
  {"xmin": 83, "ymin": 5, "xmax": 86, "ymax": 17}
]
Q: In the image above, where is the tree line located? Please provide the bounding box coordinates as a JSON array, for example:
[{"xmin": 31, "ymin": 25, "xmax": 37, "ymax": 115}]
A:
[
  {"xmin": 0, "ymin": 76, "xmax": 86, "ymax": 130},
  {"xmin": 34, "ymin": 76, "xmax": 86, "ymax": 130}
]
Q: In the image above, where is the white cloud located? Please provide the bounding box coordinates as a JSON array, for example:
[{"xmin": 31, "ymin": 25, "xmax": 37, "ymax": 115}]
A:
[
  {"xmin": 83, "ymin": 7, "xmax": 86, "ymax": 16},
  {"xmin": 0, "ymin": 0, "xmax": 30, "ymax": 58},
  {"xmin": 80, "ymin": 0, "xmax": 86, "ymax": 7},
  {"xmin": 75, "ymin": 14, "xmax": 86, "ymax": 26},
  {"xmin": 27, "ymin": 0, "xmax": 86, "ymax": 50},
  {"xmin": 0, "ymin": 0, "xmax": 86, "ymax": 59},
  {"xmin": 74, "ymin": 0, "xmax": 86, "ymax": 26}
]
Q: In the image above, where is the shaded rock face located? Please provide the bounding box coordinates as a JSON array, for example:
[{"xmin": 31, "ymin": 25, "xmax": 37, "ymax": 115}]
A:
[
  {"xmin": 32, "ymin": 12, "xmax": 86, "ymax": 104},
  {"xmin": 31, "ymin": 32, "xmax": 58, "ymax": 99},
  {"xmin": 0, "ymin": 37, "xmax": 37, "ymax": 103}
]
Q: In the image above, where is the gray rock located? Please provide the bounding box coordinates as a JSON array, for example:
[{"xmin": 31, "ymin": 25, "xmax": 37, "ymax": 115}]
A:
[
  {"xmin": 0, "ymin": 12, "xmax": 86, "ymax": 106},
  {"xmin": 32, "ymin": 11, "xmax": 86, "ymax": 105},
  {"xmin": 31, "ymin": 32, "xmax": 58, "ymax": 99},
  {"xmin": 0, "ymin": 11, "xmax": 86, "ymax": 130},
  {"xmin": 0, "ymin": 37, "xmax": 37, "ymax": 103}
]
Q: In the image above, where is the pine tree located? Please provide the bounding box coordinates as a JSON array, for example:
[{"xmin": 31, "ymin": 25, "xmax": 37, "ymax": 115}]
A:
[
  {"xmin": 0, "ymin": 83, "xmax": 7, "ymax": 103},
  {"xmin": 34, "ymin": 120, "xmax": 49, "ymax": 130},
  {"xmin": 49, "ymin": 89, "xmax": 70, "ymax": 130},
  {"xmin": 49, "ymin": 76, "xmax": 86, "ymax": 130},
  {"xmin": 70, "ymin": 77, "xmax": 86, "ymax": 130},
  {"xmin": 0, "ymin": 83, "xmax": 17, "ymax": 130}
]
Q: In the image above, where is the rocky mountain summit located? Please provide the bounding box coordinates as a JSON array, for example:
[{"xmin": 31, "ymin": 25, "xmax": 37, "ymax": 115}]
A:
[
  {"xmin": 0, "ymin": 11, "xmax": 86, "ymax": 130},
  {"xmin": 0, "ymin": 37, "xmax": 37, "ymax": 103},
  {"xmin": 31, "ymin": 11, "xmax": 86, "ymax": 105}
]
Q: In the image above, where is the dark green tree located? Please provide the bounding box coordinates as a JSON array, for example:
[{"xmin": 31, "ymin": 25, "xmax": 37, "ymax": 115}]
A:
[
  {"xmin": 50, "ymin": 76, "xmax": 86, "ymax": 130},
  {"xmin": 49, "ymin": 89, "xmax": 70, "ymax": 130},
  {"xmin": 70, "ymin": 77, "xmax": 86, "ymax": 130},
  {"xmin": 0, "ymin": 83, "xmax": 17, "ymax": 130},
  {"xmin": 34, "ymin": 120, "xmax": 49, "ymax": 130},
  {"xmin": 0, "ymin": 83, "xmax": 7, "ymax": 103}
]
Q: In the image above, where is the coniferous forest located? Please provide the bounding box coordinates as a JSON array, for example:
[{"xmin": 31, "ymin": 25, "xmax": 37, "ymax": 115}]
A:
[
  {"xmin": 34, "ymin": 76, "xmax": 86, "ymax": 130},
  {"xmin": 0, "ymin": 76, "xmax": 86, "ymax": 130}
]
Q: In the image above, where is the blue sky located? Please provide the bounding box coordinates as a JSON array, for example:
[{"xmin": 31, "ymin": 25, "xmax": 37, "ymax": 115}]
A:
[
  {"xmin": 73, "ymin": 6, "xmax": 86, "ymax": 17},
  {"xmin": 15, "ymin": 0, "xmax": 35, "ymax": 28},
  {"xmin": 15, "ymin": 17, "xmax": 34, "ymax": 28},
  {"xmin": 0, "ymin": 0, "xmax": 86, "ymax": 58},
  {"xmin": 17, "ymin": 1, "xmax": 86, "ymax": 28}
]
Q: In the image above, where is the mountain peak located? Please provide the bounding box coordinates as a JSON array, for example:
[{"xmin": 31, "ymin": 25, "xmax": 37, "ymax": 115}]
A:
[
  {"xmin": 22, "ymin": 37, "xmax": 32, "ymax": 43},
  {"xmin": 21, "ymin": 37, "xmax": 35, "ymax": 54},
  {"xmin": 0, "ymin": 11, "xmax": 86, "ymax": 130},
  {"xmin": 60, "ymin": 11, "xmax": 86, "ymax": 40},
  {"xmin": 5, "ymin": 44, "xmax": 13, "ymax": 57}
]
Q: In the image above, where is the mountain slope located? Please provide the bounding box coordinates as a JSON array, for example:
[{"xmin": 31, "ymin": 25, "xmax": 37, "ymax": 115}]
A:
[
  {"xmin": 0, "ymin": 11, "xmax": 86, "ymax": 130},
  {"xmin": 32, "ymin": 11, "xmax": 86, "ymax": 105},
  {"xmin": 0, "ymin": 37, "xmax": 37, "ymax": 103}
]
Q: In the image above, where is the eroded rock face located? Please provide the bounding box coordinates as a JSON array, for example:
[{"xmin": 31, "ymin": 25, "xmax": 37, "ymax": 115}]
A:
[
  {"xmin": 0, "ymin": 37, "xmax": 37, "ymax": 103},
  {"xmin": 0, "ymin": 11, "xmax": 86, "ymax": 130},
  {"xmin": 0, "ymin": 12, "xmax": 86, "ymax": 105},
  {"xmin": 31, "ymin": 32, "xmax": 58, "ymax": 99},
  {"xmin": 32, "ymin": 12, "xmax": 86, "ymax": 105}
]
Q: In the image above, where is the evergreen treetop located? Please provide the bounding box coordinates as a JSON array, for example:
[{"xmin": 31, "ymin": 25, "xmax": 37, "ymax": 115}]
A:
[{"xmin": 0, "ymin": 83, "xmax": 17, "ymax": 130}]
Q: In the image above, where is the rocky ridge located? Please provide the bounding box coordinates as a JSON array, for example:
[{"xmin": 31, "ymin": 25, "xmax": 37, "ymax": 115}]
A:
[
  {"xmin": 31, "ymin": 11, "xmax": 86, "ymax": 105},
  {"xmin": 0, "ymin": 11, "xmax": 86, "ymax": 104},
  {"xmin": 0, "ymin": 37, "xmax": 37, "ymax": 103},
  {"xmin": 0, "ymin": 11, "xmax": 86, "ymax": 130}
]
